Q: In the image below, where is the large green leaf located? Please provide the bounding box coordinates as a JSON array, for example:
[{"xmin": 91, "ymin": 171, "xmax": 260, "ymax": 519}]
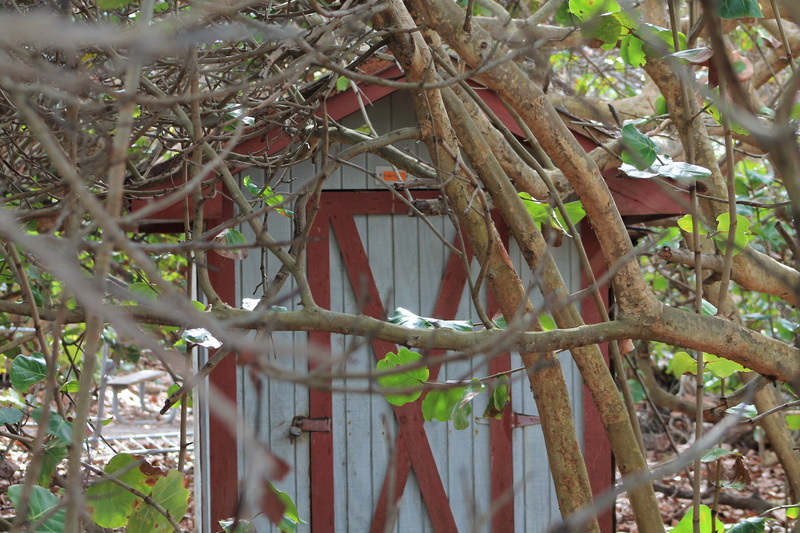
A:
[
  {"xmin": 128, "ymin": 470, "xmax": 189, "ymax": 533},
  {"xmin": 0, "ymin": 407, "xmax": 23, "ymax": 425},
  {"xmin": 669, "ymin": 351, "xmax": 697, "ymax": 376},
  {"xmin": 128, "ymin": 282, "xmax": 160, "ymax": 302},
  {"xmin": 569, "ymin": 0, "xmax": 620, "ymax": 22},
  {"xmin": 701, "ymin": 447, "xmax": 734, "ymax": 463},
  {"xmin": 555, "ymin": 201, "xmax": 587, "ymax": 230},
  {"xmin": 519, "ymin": 194, "xmax": 584, "ymax": 234},
  {"xmin": 422, "ymin": 379, "xmax": 485, "ymax": 426},
  {"xmin": 676, "ymin": 214, "xmax": 709, "ymax": 235},
  {"xmin": 671, "ymin": 505, "xmax": 724, "ymax": 533},
  {"xmin": 620, "ymin": 34, "xmax": 646, "ymax": 66},
  {"xmin": 727, "ymin": 517, "xmax": 765, "ymax": 533},
  {"xmin": 97, "ymin": 0, "xmax": 136, "ymax": 8},
  {"xmin": 388, "ymin": 307, "xmax": 473, "ymax": 332},
  {"xmin": 376, "ymin": 349, "xmax": 429, "ymax": 406},
  {"xmin": 718, "ymin": 0, "xmax": 763, "ymax": 19},
  {"xmin": 10, "ymin": 352, "xmax": 48, "ymax": 391},
  {"xmin": 704, "ymin": 353, "xmax": 748, "ymax": 378},
  {"xmin": 37, "ymin": 439, "xmax": 68, "ymax": 487},
  {"xmin": 267, "ymin": 481, "xmax": 306, "ymax": 532},
  {"xmin": 32, "ymin": 409, "xmax": 72, "ymax": 443},
  {"xmin": 714, "ymin": 213, "xmax": 753, "ymax": 255},
  {"xmin": 483, "ymin": 375, "xmax": 510, "ymax": 418},
  {"xmin": 87, "ymin": 454, "xmax": 153, "ymax": 528},
  {"xmin": 621, "ymin": 124, "xmax": 658, "ymax": 169},
  {"xmin": 8, "ymin": 484, "xmax": 66, "ymax": 533},
  {"xmin": 581, "ymin": 13, "xmax": 623, "ymax": 49}
]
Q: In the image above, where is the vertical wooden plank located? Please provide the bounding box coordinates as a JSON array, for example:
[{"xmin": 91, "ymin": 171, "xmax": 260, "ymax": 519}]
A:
[
  {"xmin": 365, "ymin": 213, "xmax": 399, "ymax": 530},
  {"xmin": 207, "ymin": 197, "xmax": 239, "ymax": 527},
  {"xmin": 308, "ymin": 214, "xmax": 336, "ymax": 532},
  {"xmin": 344, "ymin": 215, "xmax": 377, "ymax": 531},
  {"xmin": 390, "ymin": 214, "xmax": 425, "ymax": 533},
  {"xmin": 486, "ymin": 229, "xmax": 515, "ymax": 533},
  {"xmin": 581, "ymin": 227, "xmax": 614, "ymax": 533}
]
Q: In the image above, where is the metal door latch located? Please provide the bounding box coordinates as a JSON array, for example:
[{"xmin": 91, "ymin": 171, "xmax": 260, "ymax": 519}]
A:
[{"xmin": 290, "ymin": 416, "xmax": 332, "ymax": 438}]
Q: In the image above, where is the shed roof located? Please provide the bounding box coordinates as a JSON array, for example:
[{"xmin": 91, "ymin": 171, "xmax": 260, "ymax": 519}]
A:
[{"xmin": 129, "ymin": 60, "xmax": 687, "ymax": 230}]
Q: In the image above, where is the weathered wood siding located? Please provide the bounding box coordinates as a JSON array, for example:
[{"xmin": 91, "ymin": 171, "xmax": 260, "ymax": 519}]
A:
[{"xmin": 229, "ymin": 91, "xmax": 584, "ymax": 532}]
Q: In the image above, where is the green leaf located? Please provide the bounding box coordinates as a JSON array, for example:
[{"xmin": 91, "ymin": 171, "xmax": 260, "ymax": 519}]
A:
[
  {"xmin": 555, "ymin": 201, "xmax": 586, "ymax": 230},
  {"xmin": 11, "ymin": 352, "xmax": 48, "ymax": 391},
  {"xmin": 519, "ymin": 193, "xmax": 579, "ymax": 234},
  {"xmin": 0, "ymin": 407, "xmax": 22, "ymax": 425},
  {"xmin": 785, "ymin": 414, "xmax": 800, "ymax": 430},
  {"xmin": 619, "ymin": 163, "xmax": 659, "ymax": 179},
  {"xmin": 519, "ymin": 193, "xmax": 556, "ymax": 227},
  {"xmin": 540, "ymin": 313, "xmax": 557, "ymax": 331},
  {"xmin": 581, "ymin": 13, "xmax": 623, "ymax": 49},
  {"xmin": 452, "ymin": 401, "xmax": 473, "ymax": 430},
  {"xmin": 128, "ymin": 282, "xmax": 160, "ymax": 302},
  {"xmin": 569, "ymin": 0, "xmax": 620, "ymax": 22},
  {"xmin": 59, "ymin": 380, "xmax": 80, "ymax": 393},
  {"xmin": 376, "ymin": 349, "xmax": 429, "ymax": 406},
  {"xmin": 243, "ymin": 176, "xmax": 261, "ymax": 196},
  {"xmin": 727, "ymin": 403, "xmax": 757, "ymax": 418},
  {"xmin": 166, "ymin": 384, "xmax": 193, "ymax": 408},
  {"xmin": 706, "ymin": 103, "xmax": 749, "ymax": 135},
  {"xmin": 727, "ymin": 517, "xmax": 766, "ymax": 533},
  {"xmin": 38, "ymin": 439, "xmax": 68, "ymax": 487},
  {"xmin": 182, "ymin": 328, "xmax": 222, "ymax": 349},
  {"xmin": 425, "ymin": 387, "xmax": 464, "ymax": 419},
  {"xmin": 714, "ymin": 213, "xmax": 753, "ymax": 255},
  {"xmin": 335, "ymin": 76, "xmax": 350, "ymax": 91},
  {"xmin": 97, "ymin": 0, "xmax": 135, "ymax": 8},
  {"xmin": 621, "ymin": 124, "xmax": 658, "ymax": 169},
  {"xmin": 669, "ymin": 351, "xmax": 697, "ymax": 376},
  {"xmin": 701, "ymin": 447, "xmax": 734, "ymax": 463},
  {"xmin": 422, "ymin": 379, "xmax": 484, "ymax": 426},
  {"xmin": 627, "ymin": 379, "xmax": 646, "ymax": 403},
  {"xmin": 8, "ymin": 484, "xmax": 66, "ymax": 532},
  {"xmin": 701, "ymin": 299, "xmax": 718, "ymax": 316},
  {"xmin": 32, "ymin": 410, "xmax": 72, "ymax": 443},
  {"xmin": 483, "ymin": 375, "xmax": 510, "ymax": 418},
  {"xmin": 87, "ymin": 454, "xmax": 153, "ymax": 528},
  {"xmin": 669, "ymin": 47, "xmax": 714, "ymax": 64},
  {"xmin": 224, "ymin": 229, "xmax": 247, "ymax": 246},
  {"xmin": 388, "ymin": 308, "xmax": 473, "ymax": 332},
  {"xmin": 261, "ymin": 186, "xmax": 293, "ymax": 217},
  {"xmin": 128, "ymin": 470, "xmax": 189, "ymax": 533},
  {"xmin": 655, "ymin": 95, "xmax": 667, "ymax": 116},
  {"xmin": 267, "ymin": 481, "xmax": 306, "ymax": 531},
  {"xmin": 671, "ymin": 505, "xmax": 724, "ymax": 533},
  {"xmin": 704, "ymin": 354, "xmax": 747, "ymax": 378},
  {"xmin": 718, "ymin": 0, "xmax": 763, "ymax": 19},
  {"xmin": 651, "ymin": 161, "xmax": 711, "ymax": 180},
  {"xmin": 676, "ymin": 214, "xmax": 709, "ymax": 235},
  {"xmin": 620, "ymin": 34, "xmax": 646, "ymax": 66}
]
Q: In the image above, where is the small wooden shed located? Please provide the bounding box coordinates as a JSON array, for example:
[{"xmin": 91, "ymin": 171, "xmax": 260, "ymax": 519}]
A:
[{"xmin": 136, "ymin": 64, "xmax": 686, "ymax": 533}]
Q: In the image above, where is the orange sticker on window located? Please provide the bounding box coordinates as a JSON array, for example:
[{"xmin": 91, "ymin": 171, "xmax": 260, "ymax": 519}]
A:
[{"xmin": 382, "ymin": 170, "xmax": 407, "ymax": 182}]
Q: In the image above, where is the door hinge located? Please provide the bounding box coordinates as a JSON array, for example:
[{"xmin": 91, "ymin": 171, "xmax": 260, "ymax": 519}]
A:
[{"xmin": 511, "ymin": 413, "xmax": 541, "ymax": 428}]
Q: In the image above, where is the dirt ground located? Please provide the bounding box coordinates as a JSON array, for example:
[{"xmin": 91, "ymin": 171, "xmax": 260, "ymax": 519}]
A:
[
  {"xmin": 616, "ymin": 405, "xmax": 795, "ymax": 531},
  {"xmin": 0, "ymin": 379, "xmax": 195, "ymax": 531}
]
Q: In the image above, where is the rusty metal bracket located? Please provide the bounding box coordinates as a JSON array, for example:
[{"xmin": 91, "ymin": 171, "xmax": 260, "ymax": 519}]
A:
[
  {"xmin": 511, "ymin": 413, "xmax": 541, "ymax": 428},
  {"xmin": 290, "ymin": 416, "xmax": 332, "ymax": 438}
]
